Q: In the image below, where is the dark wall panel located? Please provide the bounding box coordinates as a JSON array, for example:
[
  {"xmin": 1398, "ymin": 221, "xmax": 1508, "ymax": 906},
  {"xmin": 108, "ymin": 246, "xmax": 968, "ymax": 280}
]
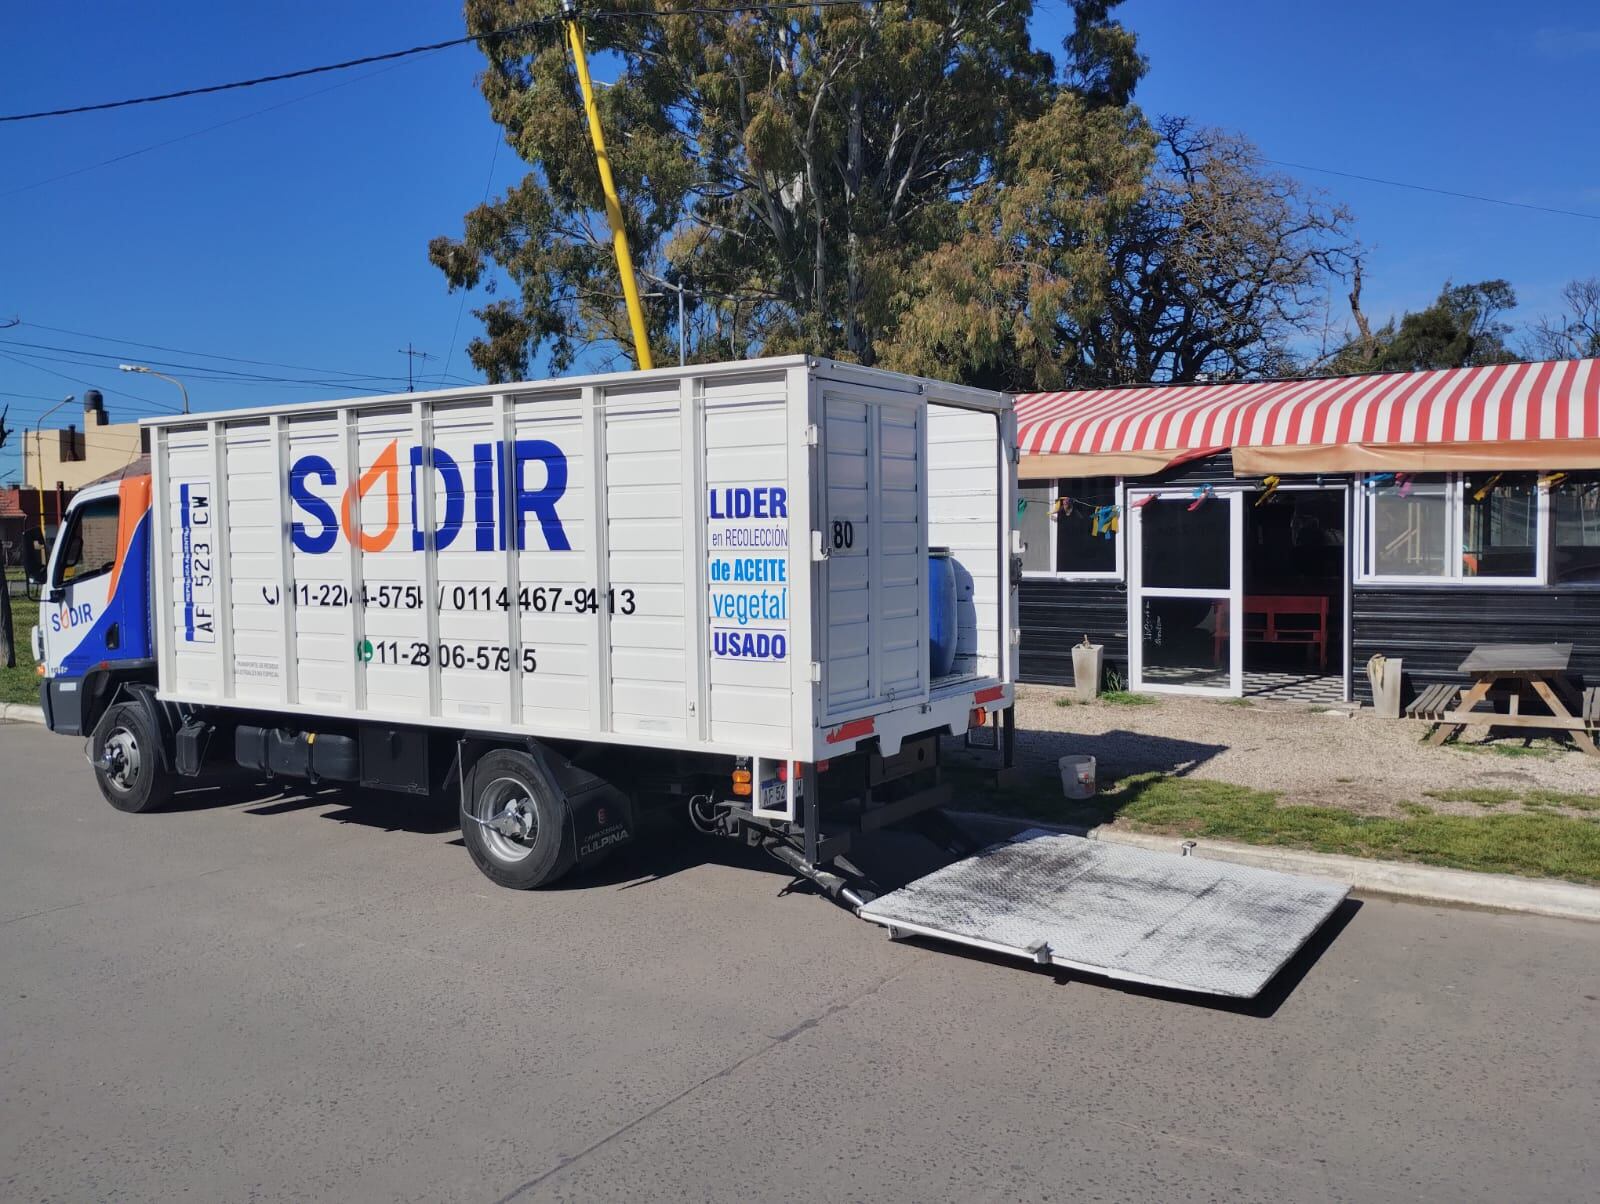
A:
[
  {"xmin": 1352, "ymin": 586, "xmax": 1600, "ymax": 702},
  {"xmin": 1020, "ymin": 579, "xmax": 1128, "ymax": 686}
]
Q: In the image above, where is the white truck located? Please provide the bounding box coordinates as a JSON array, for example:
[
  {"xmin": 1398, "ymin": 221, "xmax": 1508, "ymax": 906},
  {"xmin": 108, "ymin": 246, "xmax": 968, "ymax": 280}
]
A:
[{"xmin": 28, "ymin": 357, "xmax": 1345, "ymax": 997}]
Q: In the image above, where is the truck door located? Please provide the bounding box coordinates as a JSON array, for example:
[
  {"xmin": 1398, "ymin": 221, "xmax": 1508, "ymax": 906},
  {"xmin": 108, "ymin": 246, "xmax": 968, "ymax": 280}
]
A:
[{"xmin": 41, "ymin": 477, "xmax": 154, "ymax": 680}]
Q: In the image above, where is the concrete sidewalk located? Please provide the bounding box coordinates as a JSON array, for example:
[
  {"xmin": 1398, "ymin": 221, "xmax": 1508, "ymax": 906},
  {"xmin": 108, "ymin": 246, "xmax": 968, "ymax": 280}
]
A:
[{"xmin": 954, "ymin": 810, "xmax": 1600, "ymax": 924}]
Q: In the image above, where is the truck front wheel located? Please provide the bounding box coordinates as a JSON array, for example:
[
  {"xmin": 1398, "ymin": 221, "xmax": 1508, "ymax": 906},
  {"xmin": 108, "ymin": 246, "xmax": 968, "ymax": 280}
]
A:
[
  {"xmin": 461, "ymin": 749, "xmax": 576, "ymax": 890},
  {"xmin": 92, "ymin": 701, "xmax": 174, "ymax": 814}
]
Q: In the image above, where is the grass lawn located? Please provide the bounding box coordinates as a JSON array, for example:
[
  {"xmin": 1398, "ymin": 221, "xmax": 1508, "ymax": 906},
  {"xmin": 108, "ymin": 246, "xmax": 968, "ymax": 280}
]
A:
[
  {"xmin": 1, "ymin": 592, "xmax": 42, "ymax": 706},
  {"xmin": 951, "ymin": 767, "xmax": 1600, "ymax": 885}
]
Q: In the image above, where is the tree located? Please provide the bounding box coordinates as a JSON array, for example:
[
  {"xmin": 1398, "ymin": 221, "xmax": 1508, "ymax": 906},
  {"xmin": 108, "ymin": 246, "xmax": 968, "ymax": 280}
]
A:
[
  {"xmin": 430, "ymin": 0, "xmax": 1152, "ymax": 381},
  {"xmin": 1527, "ymin": 278, "xmax": 1600, "ymax": 360},
  {"xmin": 1322, "ymin": 278, "xmax": 1519, "ymax": 375},
  {"xmin": 888, "ymin": 115, "xmax": 1356, "ymax": 388},
  {"xmin": 1074, "ymin": 118, "xmax": 1357, "ymax": 385}
]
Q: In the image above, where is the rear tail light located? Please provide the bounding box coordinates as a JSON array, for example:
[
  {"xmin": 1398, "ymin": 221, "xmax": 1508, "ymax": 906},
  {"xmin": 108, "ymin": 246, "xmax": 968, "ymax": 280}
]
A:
[
  {"xmin": 731, "ymin": 768, "xmax": 752, "ymax": 796},
  {"xmin": 776, "ymin": 760, "xmax": 830, "ymax": 782},
  {"xmin": 970, "ymin": 707, "xmax": 988, "ymax": 728}
]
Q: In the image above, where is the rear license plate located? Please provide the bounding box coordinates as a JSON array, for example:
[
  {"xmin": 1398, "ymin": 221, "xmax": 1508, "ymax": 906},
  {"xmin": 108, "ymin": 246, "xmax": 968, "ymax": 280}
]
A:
[{"xmin": 759, "ymin": 776, "xmax": 803, "ymax": 811}]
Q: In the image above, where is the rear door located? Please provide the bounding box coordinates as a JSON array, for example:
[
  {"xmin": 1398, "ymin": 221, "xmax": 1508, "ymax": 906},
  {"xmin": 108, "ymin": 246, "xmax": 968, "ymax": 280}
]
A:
[{"xmin": 817, "ymin": 385, "xmax": 927, "ymax": 721}]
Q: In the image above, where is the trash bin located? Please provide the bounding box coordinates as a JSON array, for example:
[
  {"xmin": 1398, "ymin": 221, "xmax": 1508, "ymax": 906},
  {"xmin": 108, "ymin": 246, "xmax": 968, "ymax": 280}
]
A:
[
  {"xmin": 1071, "ymin": 637, "xmax": 1103, "ymax": 701},
  {"xmin": 1367, "ymin": 654, "xmax": 1403, "ymax": 719},
  {"xmin": 1059, "ymin": 754, "xmax": 1096, "ymax": 799}
]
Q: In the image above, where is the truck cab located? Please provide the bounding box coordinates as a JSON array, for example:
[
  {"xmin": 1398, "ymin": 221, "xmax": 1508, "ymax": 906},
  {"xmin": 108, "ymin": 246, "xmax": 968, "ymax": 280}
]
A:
[{"xmin": 31, "ymin": 474, "xmax": 157, "ymax": 737}]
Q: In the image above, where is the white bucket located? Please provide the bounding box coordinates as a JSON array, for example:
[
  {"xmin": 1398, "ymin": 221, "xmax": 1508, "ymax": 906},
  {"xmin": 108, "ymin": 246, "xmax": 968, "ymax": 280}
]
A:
[{"xmin": 1059, "ymin": 754, "xmax": 1096, "ymax": 800}]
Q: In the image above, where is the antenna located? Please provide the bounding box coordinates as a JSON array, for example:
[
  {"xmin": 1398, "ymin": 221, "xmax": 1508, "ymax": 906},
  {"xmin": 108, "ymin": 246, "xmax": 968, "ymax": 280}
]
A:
[{"xmin": 397, "ymin": 343, "xmax": 435, "ymax": 392}]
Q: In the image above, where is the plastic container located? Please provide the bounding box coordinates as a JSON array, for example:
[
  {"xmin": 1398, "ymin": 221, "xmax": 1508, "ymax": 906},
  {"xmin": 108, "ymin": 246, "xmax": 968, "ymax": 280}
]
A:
[
  {"xmin": 928, "ymin": 547, "xmax": 959, "ymax": 679},
  {"xmin": 1059, "ymin": 754, "xmax": 1096, "ymax": 800}
]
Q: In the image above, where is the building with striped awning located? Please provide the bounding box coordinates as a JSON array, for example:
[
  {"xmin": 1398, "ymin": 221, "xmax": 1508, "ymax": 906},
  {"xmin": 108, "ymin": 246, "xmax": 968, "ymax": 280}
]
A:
[{"xmin": 1011, "ymin": 359, "xmax": 1600, "ymax": 711}]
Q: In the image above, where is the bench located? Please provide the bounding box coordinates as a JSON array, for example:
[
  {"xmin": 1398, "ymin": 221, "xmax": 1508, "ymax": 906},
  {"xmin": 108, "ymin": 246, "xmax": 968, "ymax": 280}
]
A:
[
  {"xmin": 1405, "ymin": 683, "xmax": 1460, "ymax": 722},
  {"xmin": 1586, "ymin": 687, "xmax": 1600, "ymax": 730},
  {"xmin": 1211, "ymin": 595, "xmax": 1330, "ymax": 669}
]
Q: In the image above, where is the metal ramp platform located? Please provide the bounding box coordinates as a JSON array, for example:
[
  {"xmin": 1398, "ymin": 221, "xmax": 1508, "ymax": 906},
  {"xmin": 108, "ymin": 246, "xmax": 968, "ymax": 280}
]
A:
[{"xmin": 857, "ymin": 830, "xmax": 1349, "ymax": 998}]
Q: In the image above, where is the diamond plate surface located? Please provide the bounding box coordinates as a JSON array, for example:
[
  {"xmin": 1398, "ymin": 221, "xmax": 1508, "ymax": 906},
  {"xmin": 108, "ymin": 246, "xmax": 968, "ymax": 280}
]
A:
[{"xmin": 858, "ymin": 831, "xmax": 1349, "ymax": 997}]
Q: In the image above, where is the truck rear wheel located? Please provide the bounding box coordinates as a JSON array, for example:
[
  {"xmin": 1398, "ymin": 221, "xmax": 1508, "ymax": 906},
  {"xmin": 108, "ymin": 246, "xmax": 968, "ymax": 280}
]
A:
[
  {"xmin": 92, "ymin": 701, "xmax": 173, "ymax": 814},
  {"xmin": 461, "ymin": 749, "xmax": 576, "ymax": 890}
]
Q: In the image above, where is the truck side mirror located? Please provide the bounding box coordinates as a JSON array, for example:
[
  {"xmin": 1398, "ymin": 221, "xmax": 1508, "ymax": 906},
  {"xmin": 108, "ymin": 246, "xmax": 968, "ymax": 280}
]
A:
[{"xmin": 20, "ymin": 526, "xmax": 46, "ymax": 585}]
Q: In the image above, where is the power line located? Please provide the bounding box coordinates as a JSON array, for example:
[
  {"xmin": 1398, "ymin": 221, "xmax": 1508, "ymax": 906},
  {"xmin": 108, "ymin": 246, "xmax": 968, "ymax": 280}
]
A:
[
  {"xmin": 0, "ymin": 22, "xmax": 554, "ymax": 123},
  {"xmin": 1, "ymin": 337, "xmax": 407, "ymax": 388},
  {"xmin": 1, "ymin": 56, "xmax": 436, "ymax": 199},
  {"xmin": 1265, "ymin": 159, "xmax": 1600, "ymax": 223},
  {"xmin": 0, "ymin": 5, "xmax": 863, "ymax": 123},
  {"xmin": 0, "ymin": 350, "xmax": 183, "ymax": 413},
  {"xmin": 15, "ymin": 322, "xmax": 480, "ymax": 386},
  {"xmin": 438, "ymin": 127, "xmax": 504, "ymax": 388}
]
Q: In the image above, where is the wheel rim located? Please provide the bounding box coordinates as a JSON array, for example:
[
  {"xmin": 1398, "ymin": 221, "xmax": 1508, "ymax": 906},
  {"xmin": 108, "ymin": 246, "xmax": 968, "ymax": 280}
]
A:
[
  {"xmin": 473, "ymin": 776, "xmax": 539, "ymax": 863},
  {"xmin": 103, "ymin": 726, "xmax": 142, "ymax": 793}
]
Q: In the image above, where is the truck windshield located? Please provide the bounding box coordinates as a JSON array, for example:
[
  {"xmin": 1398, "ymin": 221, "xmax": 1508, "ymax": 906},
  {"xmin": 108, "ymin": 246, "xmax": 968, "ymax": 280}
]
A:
[{"xmin": 54, "ymin": 496, "xmax": 121, "ymax": 586}]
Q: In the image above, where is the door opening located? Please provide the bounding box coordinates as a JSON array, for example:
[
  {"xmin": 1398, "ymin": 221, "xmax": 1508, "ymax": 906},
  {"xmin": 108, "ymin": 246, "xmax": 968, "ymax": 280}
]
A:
[
  {"xmin": 1128, "ymin": 488, "xmax": 1243, "ymax": 696},
  {"xmin": 1240, "ymin": 485, "xmax": 1348, "ymax": 704}
]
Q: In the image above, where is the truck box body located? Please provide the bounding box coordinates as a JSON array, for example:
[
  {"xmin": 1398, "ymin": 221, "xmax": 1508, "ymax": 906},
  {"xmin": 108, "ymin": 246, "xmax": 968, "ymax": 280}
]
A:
[{"xmin": 144, "ymin": 357, "xmax": 1016, "ymax": 765}]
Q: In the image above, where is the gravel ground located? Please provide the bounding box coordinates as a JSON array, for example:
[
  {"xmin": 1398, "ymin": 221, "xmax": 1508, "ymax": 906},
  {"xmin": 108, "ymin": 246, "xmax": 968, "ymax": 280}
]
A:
[{"xmin": 1003, "ymin": 683, "xmax": 1600, "ymax": 817}]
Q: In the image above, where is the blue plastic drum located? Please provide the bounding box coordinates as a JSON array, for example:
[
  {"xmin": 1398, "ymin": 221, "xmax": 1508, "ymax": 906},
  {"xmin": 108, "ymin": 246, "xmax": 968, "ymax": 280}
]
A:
[{"xmin": 928, "ymin": 547, "xmax": 959, "ymax": 679}]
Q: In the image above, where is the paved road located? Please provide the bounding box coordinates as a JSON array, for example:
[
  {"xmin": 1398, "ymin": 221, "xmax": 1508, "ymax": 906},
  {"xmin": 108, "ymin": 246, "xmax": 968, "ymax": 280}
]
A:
[{"xmin": 2, "ymin": 722, "xmax": 1596, "ymax": 1203}]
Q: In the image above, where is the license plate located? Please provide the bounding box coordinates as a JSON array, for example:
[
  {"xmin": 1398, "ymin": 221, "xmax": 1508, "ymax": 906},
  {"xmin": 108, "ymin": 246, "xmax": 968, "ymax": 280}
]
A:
[{"xmin": 759, "ymin": 776, "xmax": 803, "ymax": 811}]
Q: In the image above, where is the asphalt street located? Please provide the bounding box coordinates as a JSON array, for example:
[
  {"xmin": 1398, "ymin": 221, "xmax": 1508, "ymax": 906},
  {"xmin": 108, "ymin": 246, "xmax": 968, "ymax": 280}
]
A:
[{"xmin": 2, "ymin": 721, "xmax": 1597, "ymax": 1203}]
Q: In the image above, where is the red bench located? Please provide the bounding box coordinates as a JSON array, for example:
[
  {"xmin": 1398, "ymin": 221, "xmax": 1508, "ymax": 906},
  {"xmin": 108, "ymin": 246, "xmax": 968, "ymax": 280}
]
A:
[{"xmin": 1213, "ymin": 595, "xmax": 1329, "ymax": 670}]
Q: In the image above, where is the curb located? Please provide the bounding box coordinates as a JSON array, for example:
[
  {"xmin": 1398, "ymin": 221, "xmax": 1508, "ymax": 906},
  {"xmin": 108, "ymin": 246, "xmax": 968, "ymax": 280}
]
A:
[
  {"xmin": 0, "ymin": 703, "xmax": 46, "ymax": 726},
  {"xmin": 950, "ymin": 810, "xmax": 1600, "ymax": 925}
]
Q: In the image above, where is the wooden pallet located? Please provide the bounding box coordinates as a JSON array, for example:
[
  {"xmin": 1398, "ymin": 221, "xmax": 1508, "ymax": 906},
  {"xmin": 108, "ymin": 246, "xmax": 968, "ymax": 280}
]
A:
[{"xmin": 1405, "ymin": 682, "xmax": 1460, "ymax": 722}]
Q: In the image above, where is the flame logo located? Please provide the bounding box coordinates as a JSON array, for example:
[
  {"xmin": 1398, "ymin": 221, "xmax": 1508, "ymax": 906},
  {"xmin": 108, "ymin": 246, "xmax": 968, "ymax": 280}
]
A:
[{"xmin": 339, "ymin": 440, "xmax": 401, "ymax": 553}]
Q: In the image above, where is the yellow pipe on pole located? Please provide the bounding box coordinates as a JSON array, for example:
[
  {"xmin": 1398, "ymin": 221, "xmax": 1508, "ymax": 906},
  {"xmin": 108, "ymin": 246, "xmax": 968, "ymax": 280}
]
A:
[{"xmin": 562, "ymin": 4, "xmax": 654, "ymax": 370}]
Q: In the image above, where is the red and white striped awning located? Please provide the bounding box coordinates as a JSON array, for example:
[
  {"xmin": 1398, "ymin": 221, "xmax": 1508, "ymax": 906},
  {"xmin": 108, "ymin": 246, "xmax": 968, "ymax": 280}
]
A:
[{"xmin": 1016, "ymin": 359, "xmax": 1600, "ymax": 475}]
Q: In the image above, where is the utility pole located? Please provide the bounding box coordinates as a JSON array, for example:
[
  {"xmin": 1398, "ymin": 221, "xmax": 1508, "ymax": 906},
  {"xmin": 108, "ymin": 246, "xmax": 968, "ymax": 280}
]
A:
[
  {"xmin": 398, "ymin": 343, "xmax": 435, "ymax": 392},
  {"xmin": 561, "ymin": 0, "xmax": 654, "ymax": 371}
]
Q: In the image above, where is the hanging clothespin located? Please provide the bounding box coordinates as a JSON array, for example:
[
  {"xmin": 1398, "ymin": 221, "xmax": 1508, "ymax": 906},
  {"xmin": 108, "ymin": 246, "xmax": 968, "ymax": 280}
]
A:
[
  {"xmin": 1539, "ymin": 472, "xmax": 1568, "ymax": 490},
  {"xmin": 1254, "ymin": 475, "xmax": 1280, "ymax": 507},
  {"xmin": 1472, "ymin": 472, "xmax": 1503, "ymax": 502},
  {"xmin": 1016, "ymin": 497, "xmax": 1028, "ymax": 520},
  {"xmin": 1366, "ymin": 472, "xmax": 1395, "ymax": 491},
  {"xmin": 1052, "ymin": 495, "xmax": 1074, "ymax": 518},
  {"xmin": 1132, "ymin": 494, "xmax": 1157, "ymax": 508},
  {"xmin": 1187, "ymin": 484, "xmax": 1214, "ymax": 512},
  {"xmin": 1396, "ymin": 472, "xmax": 1414, "ymax": 497}
]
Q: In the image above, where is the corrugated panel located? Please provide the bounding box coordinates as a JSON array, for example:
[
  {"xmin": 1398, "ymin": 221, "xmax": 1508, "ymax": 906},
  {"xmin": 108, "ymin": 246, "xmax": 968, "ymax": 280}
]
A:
[
  {"xmin": 1019, "ymin": 579, "xmax": 1128, "ymax": 686},
  {"xmin": 1352, "ymin": 586, "xmax": 1600, "ymax": 701}
]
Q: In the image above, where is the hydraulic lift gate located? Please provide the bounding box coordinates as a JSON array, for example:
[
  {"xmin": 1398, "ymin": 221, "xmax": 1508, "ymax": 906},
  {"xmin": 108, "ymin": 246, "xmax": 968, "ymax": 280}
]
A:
[{"xmin": 858, "ymin": 830, "xmax": 1349, "ymax": 998}]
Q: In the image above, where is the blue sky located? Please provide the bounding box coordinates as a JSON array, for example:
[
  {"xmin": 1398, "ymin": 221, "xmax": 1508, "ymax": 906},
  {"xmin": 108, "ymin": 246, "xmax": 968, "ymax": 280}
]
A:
[{"xmin": 3, "ymin": 0, "xmax": 1597, "ymax": 483}]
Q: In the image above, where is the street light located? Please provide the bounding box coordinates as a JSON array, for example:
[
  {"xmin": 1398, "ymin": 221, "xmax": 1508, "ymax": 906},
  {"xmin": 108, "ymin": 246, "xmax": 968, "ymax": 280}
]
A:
[
  {"xmin": 31, "ymin": 395, "xmax": 73, "ymax": 534},
  {"xmin": 118, "ymin": 363, "xmax": 189, "ymax": 414}
]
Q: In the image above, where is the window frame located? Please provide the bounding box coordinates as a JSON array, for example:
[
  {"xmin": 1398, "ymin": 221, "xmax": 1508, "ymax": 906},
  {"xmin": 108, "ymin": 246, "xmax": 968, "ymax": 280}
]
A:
[
  {"xmin": 50, "ymin": 494, "xmax": 122, "ymax": 591},
  {"xmin": 1018, "ymin": 476, "xmax": 1125, "ymax": 582},
  {"xmin": 1355, "ymin": 473, "xmax": 1550, "ymax": 587}
]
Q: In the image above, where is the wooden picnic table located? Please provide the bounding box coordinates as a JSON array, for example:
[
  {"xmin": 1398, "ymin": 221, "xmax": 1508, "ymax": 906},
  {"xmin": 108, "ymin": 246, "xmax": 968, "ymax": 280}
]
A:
[{"xmin": 1407, "ymin": 641, "xmax": 1599, "ymax": 756}]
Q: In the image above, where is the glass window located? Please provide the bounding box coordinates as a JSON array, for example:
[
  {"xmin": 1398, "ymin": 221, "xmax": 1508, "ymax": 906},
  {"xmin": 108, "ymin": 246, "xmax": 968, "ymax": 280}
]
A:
[
  {"xmin": 1019, "ymin": 477, "xmax": 1120, "ymax": 576},
  {"xmin": 54, "ymin": 496, "xmax": 120, "ymax": 586},
  {"xmin": 1552, "ymin": 473, "xmax": 1600, "ymax": 584},
  {"xmin": 1019, "ymin": 483, "xmax": 1053, "ymax": 572},
  {"xmin": 1055, "ymin": 477, "xmax": 1118, "ymax": 575},
  {"xmin": 1462, "ymin": 472, "xmax": 1538, "ymax": 578},
  {"xmin": 1141, "ymin": 493, "xmax": 1231, "ymax": 590},
  {"xmin": 1367, "ymin": 476, "xmax": 1450, "ymax": 578}
]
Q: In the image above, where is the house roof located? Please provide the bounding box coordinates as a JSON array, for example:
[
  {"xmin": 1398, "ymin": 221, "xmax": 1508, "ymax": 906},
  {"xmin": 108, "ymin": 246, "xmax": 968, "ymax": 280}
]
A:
[{"xmin": 1015, "ymin": 358, "xmax": 1600, "ymax": 475}]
